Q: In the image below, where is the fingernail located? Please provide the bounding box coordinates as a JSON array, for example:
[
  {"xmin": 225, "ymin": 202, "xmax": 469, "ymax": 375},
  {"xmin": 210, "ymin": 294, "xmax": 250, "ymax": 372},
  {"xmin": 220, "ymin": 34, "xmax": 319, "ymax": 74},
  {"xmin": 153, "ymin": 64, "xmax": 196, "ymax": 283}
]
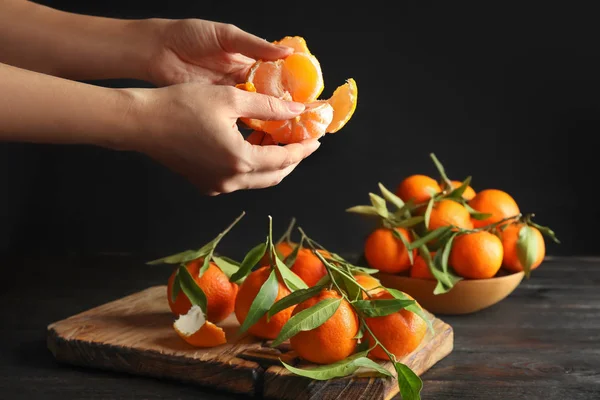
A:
[
  {"xmin": 287, "ymin": 102, "xmax": 305, "ymax": 113},
  {"xmin": 307, "ymin": 140, "xmax": 321, "ymax": 152},
  {"xmin": 276, "ymin": 45, "xmax": 294, "ymax": 52}
]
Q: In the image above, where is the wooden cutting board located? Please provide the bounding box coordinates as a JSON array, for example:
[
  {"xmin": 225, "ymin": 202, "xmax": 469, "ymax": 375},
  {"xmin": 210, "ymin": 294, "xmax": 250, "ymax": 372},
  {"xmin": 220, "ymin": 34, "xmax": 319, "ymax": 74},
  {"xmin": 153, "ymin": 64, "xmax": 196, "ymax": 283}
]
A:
[{"xmin": 47, "ymin": 285, "xmax": 453, "ymax": 399}]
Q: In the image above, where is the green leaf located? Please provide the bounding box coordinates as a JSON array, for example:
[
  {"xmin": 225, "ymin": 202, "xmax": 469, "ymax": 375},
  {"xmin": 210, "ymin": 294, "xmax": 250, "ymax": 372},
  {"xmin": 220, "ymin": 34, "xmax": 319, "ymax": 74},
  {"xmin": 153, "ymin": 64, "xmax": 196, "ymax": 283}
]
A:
[
  {"xmin": 353, "ymin": 358, "xmax": 395, "ymax": 378},
  {"xmin": 353, "ymin": 298, "xmax": 416, "ymax": 317},
  {"xmin": 369, "ymin": 192, "xmax": 389, "ymax": 219},
  {"xmin": 146, "ymin": 249, "xmax": 206, "ymax": 266},
  {"xmin": 212, "ymin": 256, "xmax": 241, "ymax": 280},
  {"xmin": 284, "ymin": 238, "xmax": 303, "ymax": 268},
  {"xmin": 348, "ymin": 265, "xmax": 380, "ymax": 275},
  {"xmin": 336, "ymin": 270, "xmax": 364, "ymax": 302},
  {"xmin": 395, "ymin": 199, "xmax": 416, "ymax": 219},
  {"xmin": 177, "ymin": 264, "xmax": 207, "ymax": 314},
  {"xmin": 394, "ymin": 362, "xmax": 423, "ymax": 400},
  {"xmin": 346, "ymin": 205, "xmax": 381, "ymax": 217},
  {"xmin": 267, "ymin": 284, "xmax": 325, "ymax": 320},
  {"xmin": 440, "ymin": 232, "xmax": 458, "ymax": 275},
  {"xmin": 199, "ymin": 254, "xmax": 213, "ymax": 277},
  {"xmin": 416, "ymin": 245, "xmax": 461, "ymax": 295},
  {"xmin": 239, "ymin": 268, "xmax": 279, "ymax": 334},
  {"xmin": 394, "ymin": 216, "xmax": 425, "ymax": 229},
  {"xmin": 429, "ymin": 153, "xmax": 451, "ymax": 185},
  {"xmin": 229, "ymin": 239, "xmax": 268, "ymax": 283},
  {"xmin": 424, "ymin": 197, "xmax": 435, "ymax": 229},
  {"xmin": 387, "ymin": 288, "xmax": 434, "ymax": 333},
  {"xmin": 274, "ymin": 254, "xmax": 309, "ymax": 291},
  {"xmin": 280, "ymin": 351, "xmax": 391, "ymax": 380},
  {"xmin": 528, "ymin": 220, "xmax": 561, "ymax": 244},
  {"xmin": 353, "ymin": 321, "xmax": 366, "ymax": 340},
  {"xmin": 271, "ymin": 298, "xmax": 341, "ymax": 347},
  {"xmin": 170, "ymin": 269, "xmax": 181, "ymax": 303},
  {"xmin": 378, "ymin": 182, "xmax": 406, "ymax": 210},
  {"xmin": 463, "ymin": 202, "xmax": 492, "ymax": 220},
  {"xmin": 516, "ymin": 225, "xmax": 539, "ymax": 278},
  {"xmin": 408, "ymin": 227, "xmax": 452, "ymax": 250},
  {"xmin": 447, "ymin": 176, "xmax": 471, "ymax": 199},
  {"xmin": 392, "ymin": 228, "xmax": 415, "ymax": 265}
]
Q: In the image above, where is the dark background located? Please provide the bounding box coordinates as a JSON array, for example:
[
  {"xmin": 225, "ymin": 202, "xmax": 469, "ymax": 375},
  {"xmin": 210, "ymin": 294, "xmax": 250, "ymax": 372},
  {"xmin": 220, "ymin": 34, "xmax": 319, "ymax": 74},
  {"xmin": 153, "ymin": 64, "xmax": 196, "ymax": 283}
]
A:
[{"xmin": 1, "ymin": 0, "xmax": 597, "ymax": 260}]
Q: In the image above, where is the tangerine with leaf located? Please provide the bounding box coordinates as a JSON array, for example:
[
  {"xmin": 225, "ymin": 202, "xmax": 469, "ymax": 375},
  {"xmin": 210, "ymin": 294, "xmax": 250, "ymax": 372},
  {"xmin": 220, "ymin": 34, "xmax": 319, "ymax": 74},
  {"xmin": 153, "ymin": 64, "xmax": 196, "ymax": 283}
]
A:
[
  {"xmin": 288, "ymin": 289, "xmax": 359, "ymax": 364},
  {"xmin": 396, "ymin": 174, "xmax": 441, "ymax": 204},
  {"xmin": 364, "ymin": 290, "xmax": 428, "ymax": 360},
  {"xmin": 234, "ymin": 266, "xmax": 295, "ymax": 340},
  {"xmin": 167, "ymin": 261, "xmax": 239, "ymax": 323},
  {"xmin": 468, "ymin": 189, "xmax": 520, "ymax": 229}
]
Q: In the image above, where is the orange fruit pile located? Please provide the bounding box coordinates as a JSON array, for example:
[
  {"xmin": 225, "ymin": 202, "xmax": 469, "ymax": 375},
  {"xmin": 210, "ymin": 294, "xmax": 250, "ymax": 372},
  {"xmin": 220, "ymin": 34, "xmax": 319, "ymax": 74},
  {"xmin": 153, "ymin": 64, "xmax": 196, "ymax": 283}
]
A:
[
  {"xmin": 351, "ymin": 153, "xmax": 558, "ymax": 285},
  {"xmin": 237, "ymin": 36, "xmax": 358, "ymax": 144}
]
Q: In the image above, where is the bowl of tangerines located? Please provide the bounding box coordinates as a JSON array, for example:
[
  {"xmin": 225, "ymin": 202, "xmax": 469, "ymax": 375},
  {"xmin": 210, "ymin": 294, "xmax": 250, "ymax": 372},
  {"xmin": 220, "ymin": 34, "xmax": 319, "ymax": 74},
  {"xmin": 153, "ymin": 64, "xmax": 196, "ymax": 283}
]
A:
[{"xmin": 347, "ymin": 153, "xmax": 560, "ymax": 315}]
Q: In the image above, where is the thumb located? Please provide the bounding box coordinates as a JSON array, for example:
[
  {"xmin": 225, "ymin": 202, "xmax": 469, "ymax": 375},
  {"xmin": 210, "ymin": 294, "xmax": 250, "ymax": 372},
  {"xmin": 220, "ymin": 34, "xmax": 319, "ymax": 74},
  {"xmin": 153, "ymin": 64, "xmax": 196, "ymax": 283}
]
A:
[
  {"xmin": 231, "ymin": 89, "xmax": 305, "ymax": 121},
  {"xmin": 217, "ymin": 24, "xmax": 293, "ymax": 61}
]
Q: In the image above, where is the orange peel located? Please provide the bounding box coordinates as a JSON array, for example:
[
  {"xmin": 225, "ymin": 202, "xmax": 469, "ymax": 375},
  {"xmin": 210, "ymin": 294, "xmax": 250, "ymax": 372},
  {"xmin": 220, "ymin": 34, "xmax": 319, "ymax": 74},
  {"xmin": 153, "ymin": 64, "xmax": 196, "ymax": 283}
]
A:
[{"xmin": 173, "ymin": 305, "xmax": 227, "ymax": 348}]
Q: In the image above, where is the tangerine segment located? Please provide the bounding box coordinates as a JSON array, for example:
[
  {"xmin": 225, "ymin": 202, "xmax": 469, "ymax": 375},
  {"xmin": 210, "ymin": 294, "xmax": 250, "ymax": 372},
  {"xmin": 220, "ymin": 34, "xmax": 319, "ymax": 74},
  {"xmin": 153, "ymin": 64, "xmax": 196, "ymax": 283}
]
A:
[
  {"xmin": 247, "ymin": 52, "xmax": 324, "ymax": 103},
  {"xmin": 260, "ymin": 101, "xmax": 334, "ymax": 144},
  {"xmin": 173, "ymin": 305, "xmax": 227, "ymax": 348},
  {"xmin": 246, "ymin": 130, "xmax": 278, "ymax": 146},
  {"xmin": 273, "ymin": 36, "xmax": 311, "ymax": 54},
  {"xmin": 325, "ymin": 78, "xmax": 358, "ymax": 133}
]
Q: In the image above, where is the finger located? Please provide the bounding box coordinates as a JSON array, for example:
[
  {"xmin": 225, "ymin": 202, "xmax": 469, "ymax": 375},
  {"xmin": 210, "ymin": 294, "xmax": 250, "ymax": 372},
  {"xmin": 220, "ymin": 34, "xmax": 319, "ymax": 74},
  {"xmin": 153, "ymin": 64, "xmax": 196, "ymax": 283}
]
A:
[
  {"xmin": 218, "ymin": 23, "xmax": 294, "ymax": 61},
  {"xmin": 246, "ymin": 139, "xmax": 321, "ymax": 172},
  {"xmin": 240, "ymin": 162, "xmax": 301, "ymax": 190},
  {"xmin": 231, "ymin": 89, "xmax": 305, "ymax": 120}
]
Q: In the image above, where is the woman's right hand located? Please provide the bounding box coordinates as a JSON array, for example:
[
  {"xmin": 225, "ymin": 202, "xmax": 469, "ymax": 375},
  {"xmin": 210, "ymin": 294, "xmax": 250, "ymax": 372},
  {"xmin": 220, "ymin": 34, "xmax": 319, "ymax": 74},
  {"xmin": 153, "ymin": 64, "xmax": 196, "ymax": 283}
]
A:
[{"xmin": 122, "ymin": 83, "xmax": 320, "ymax": 195}]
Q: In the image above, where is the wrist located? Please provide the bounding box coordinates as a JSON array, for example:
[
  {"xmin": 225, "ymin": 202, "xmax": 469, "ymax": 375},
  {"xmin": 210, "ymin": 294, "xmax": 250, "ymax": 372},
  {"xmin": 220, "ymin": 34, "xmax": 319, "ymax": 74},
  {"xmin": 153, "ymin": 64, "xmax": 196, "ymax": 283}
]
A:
[
  {"xmin": 112, "ymin": 87, "xmax": 164, "ymax": 153},
  {"xmin": 119, "ymin": 18, "xmax": 169, "ymax": 83}
]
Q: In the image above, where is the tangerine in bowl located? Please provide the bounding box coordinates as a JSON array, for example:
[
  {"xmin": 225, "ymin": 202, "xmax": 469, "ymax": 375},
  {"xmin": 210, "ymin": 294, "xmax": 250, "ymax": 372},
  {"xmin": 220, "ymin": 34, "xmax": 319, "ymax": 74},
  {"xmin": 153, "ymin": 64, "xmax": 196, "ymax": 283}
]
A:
[{"xmin": 347, "ymin": 153, "xmax": 560, "ymax": 315}]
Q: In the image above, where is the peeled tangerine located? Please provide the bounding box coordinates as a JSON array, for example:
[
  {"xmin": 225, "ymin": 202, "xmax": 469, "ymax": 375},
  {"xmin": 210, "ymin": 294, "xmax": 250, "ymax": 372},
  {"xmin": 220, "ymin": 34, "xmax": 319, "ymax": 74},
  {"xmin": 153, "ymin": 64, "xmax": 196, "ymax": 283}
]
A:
[
  {"xmin": 173, "ymin": 305, "xmax": 226, "ymax": 348},
  {"xmin": 237, "ymin": 36, "xmax": 357, "ymax": 144}
]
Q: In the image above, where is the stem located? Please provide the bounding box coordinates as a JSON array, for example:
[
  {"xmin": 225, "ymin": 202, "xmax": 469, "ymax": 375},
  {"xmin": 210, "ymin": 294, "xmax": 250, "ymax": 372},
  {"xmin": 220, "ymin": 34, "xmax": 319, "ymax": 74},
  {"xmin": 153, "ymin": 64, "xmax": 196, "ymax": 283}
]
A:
[
  {"xmin": 467, "ymin": 213, "xmax": 522, "ymax": 233},
  {"xmin": 268, "ymin": 215, "xmax": 275, "ymax": 266},
  {"xmin": 276, "ymin": 217, "xmax": 297, "ymax": 245},
  {"xmin": 429, "ymin": 153, "xmax": 453, "ymax": 190},
  {"xmin": 213, "ymin": 211, "xmax": 246, "ymax": 247},
  {"xmin": 357, "ymin": 314, "xmax": 397, "ymax": 362}
]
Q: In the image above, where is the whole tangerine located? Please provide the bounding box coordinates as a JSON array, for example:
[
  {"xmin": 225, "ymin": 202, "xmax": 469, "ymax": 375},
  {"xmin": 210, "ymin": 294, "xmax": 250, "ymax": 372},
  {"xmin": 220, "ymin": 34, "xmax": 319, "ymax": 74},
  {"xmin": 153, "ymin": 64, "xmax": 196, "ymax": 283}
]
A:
[
  {"xmin": 449, "ymin": 231, "xmax": 504, "ymax": 279},
  {"xmin": 364, "ymin": 290, "xmax": 428, "ymax": 360},
  {"xmin": 364, "ymin": 227, "xmax": 414, "ymax": 274},
  {"xmin": 289, "ymin": 289, "xmax": 359, "ymax": 364},
  {"xmin": 428, "ymin": 199, "xmax": 473, "ymax": 231},
  {"xmin": 396, "ymin": 175, "xmax": 441, "ymax": 204},
  {"xmin": 499, "ymin": 223, "xmax": 546, "ymax": 273},
  {"xmin": 468, "ymin": 189, "xmax": 520, "ymax": 229}
]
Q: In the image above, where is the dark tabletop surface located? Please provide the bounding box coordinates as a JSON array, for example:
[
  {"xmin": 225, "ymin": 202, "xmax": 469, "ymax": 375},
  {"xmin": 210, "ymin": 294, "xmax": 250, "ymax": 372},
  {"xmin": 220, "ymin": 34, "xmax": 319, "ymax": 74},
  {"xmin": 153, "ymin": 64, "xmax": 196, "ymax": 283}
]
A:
[{"xmin": 1, "ymin": 254, "xmax": 599, "ymax": 399}]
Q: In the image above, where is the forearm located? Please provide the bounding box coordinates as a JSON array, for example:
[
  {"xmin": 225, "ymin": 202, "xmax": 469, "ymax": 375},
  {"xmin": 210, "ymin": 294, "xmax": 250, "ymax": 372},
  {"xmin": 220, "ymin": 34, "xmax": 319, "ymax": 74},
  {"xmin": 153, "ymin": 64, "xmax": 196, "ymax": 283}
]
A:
[
  {"xmin": 0, "ymin": 0, "xmax": 165, "ymax": 82},
  {"xmin": 0, "ymin": 62, "xmax": 143, "ymax": 149}
]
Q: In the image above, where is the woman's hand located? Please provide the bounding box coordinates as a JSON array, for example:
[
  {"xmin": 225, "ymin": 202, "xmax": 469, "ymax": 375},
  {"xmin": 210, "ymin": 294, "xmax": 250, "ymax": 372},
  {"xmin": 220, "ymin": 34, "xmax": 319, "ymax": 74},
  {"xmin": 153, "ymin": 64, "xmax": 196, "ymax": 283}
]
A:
[
  {"xmin": 147, "ymin": 19, "xmax": 292, "ymax": 87},
  {"xmin": 126, "ymin": 83, "xmax": 318, "ymax": 195}
]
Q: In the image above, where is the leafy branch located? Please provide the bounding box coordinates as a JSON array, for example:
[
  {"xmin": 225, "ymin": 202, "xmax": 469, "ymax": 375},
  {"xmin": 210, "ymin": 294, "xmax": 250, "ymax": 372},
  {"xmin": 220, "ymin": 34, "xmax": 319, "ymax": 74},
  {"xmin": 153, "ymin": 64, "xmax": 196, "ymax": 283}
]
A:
[
  {"xmin": 145, "ymin": 211, "xmax": 246, "ymax": 314},
  {"xmin": 268, "ymin": 227, "xmax": 428, "ymax": 400}
]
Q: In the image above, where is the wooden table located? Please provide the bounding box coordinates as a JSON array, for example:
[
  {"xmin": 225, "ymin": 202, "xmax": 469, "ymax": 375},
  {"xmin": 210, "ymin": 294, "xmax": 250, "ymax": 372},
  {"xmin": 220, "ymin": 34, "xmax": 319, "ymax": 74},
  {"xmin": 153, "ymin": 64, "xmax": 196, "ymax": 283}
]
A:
[{"xmin": 1, "ymin": 255, "xmax": 598, "ymax": 399}]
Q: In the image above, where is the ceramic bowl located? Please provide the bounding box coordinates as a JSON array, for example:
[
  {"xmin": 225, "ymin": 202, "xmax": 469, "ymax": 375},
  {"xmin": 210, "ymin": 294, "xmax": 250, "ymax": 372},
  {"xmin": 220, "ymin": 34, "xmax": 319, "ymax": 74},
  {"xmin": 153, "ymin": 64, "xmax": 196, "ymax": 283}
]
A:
[{"xmin": 375, "ymin": 269, "xmax": 525, "ymax": 315}]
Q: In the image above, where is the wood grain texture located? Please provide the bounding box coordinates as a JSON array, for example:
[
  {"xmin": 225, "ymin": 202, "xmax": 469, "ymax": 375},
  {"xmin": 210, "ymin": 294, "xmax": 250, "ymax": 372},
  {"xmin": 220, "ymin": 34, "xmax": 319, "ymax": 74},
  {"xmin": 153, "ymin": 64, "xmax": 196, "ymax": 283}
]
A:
[{"xmin": 46, "ymin": 284, "xmax": 453, "ymax": 399}]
